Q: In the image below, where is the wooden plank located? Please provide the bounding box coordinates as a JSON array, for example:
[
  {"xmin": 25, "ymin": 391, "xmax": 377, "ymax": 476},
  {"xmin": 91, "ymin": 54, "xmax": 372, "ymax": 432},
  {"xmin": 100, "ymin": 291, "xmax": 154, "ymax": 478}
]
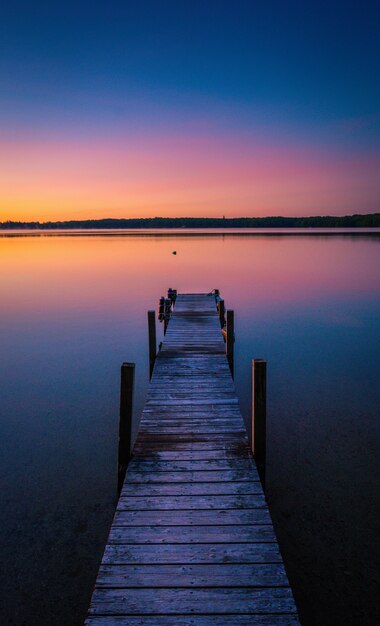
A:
[
  {"xmin": 117, "ymin": 494, "xmax": 267, "ymax": 510},
  {"xmin": 108, "ymin": 524, "xmax": 276, "ymax": 544},
  {"xmin": 102, "ymin": 542, "xmax": 283, "ymax": 564},
  {"xmin": 138, "ymin": 427, "xmax": 247, "ymax": 435},
  {"xmin": 144, "ymin": 399, "xmax": 240, "ymax": 406},
  {"xmin": 86, "ymin": 617, "xmax": 300, "ymax": 625},
  {"xmin": 88, "ymin": 587, "xmax": 296, "ymax": 614},
  {"xmin": 127, "ymin": 459, "xmax": 257, "ymax": 471},
  {"xmin": 139, "ymin": 419, "xmax": 244, "ymax": 427},
  {"xmin": 113, "ymin": 509, "xmax": 272, "ymax": 526},
  {"xmin": 130, "ymin": 449, "xmax": 253, "ymax": 460},
  {"xmin": 135, "ymin": 433, "xmax": 248, "ymax": 441},
  {"xmin": 96, "ymin": 563, "xmax": 289, "ymax": 587},
  {"xmin": 141, "ymin": 409, "xmax": 243, "ymax": 416},
  {"xmin": 131, "ymin": 442, "xmax": 251, "ymax": 453},
  {"xmin": 120, "ymin": 482, "xmax": 262, "ymax": 496},
  {"xmin": 122, "ymin": 471, "xmax": 258, "ymax": 484}
]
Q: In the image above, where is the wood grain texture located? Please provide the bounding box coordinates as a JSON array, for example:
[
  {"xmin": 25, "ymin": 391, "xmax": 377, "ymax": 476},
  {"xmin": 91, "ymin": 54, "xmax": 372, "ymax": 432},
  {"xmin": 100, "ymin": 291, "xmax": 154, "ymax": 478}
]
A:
[
  {"xmin": 87, "ymin": 293, "xmax": 299, "ymax": 623},
  {"xmin": 113, "ymin": 508, "xmax": 272, "ymax": 526},
  {"xmin": 86, "ymin": 617, "xmax": 300, "ymax": 625},
  {"xmin": 95, "ymin": 563, "xmax": 289, "ymax": 587},
  {"xmin": 89, "ymin": 587, "xmax": 296, "ymax": 614}
]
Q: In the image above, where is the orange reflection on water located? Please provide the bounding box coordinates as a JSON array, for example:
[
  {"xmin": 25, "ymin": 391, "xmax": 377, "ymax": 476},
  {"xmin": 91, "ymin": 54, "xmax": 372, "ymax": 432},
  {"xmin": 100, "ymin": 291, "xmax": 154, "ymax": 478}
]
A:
[{"xmin": 0, "ymin": 233, "xmax": 379, "ymax": 323}]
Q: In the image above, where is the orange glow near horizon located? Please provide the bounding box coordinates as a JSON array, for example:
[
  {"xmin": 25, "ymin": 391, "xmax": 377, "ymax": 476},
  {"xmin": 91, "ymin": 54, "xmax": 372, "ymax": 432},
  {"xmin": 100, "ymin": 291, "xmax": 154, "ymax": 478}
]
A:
[
  {"xmin": 1, "ymin": 132, "xmax": 379, "ymax": 221},
  {"xmin": 1, "ymin": 233, "xmax": 378, "ymax": 323}
]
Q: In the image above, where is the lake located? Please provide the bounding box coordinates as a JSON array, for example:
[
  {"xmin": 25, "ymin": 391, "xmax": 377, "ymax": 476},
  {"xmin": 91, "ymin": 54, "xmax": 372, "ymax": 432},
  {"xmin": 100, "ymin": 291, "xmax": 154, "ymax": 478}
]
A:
[{"xmin": 0, "ymin": 229, "xmax": 379, "ymax": 625}]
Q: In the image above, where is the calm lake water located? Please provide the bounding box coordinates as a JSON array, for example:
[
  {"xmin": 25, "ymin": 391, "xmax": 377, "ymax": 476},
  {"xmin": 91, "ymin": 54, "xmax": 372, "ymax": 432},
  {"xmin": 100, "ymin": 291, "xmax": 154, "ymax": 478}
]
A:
[{"xmin": 0, "ymin": 229, "xmax": 379, "ymax": 625}]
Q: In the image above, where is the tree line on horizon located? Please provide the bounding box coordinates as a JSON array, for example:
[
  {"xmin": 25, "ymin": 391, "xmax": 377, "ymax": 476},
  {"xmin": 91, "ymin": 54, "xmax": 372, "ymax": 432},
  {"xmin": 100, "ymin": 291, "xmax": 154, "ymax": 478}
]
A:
[{"xmin": 1, "ymin": 213, "xmax": 379, "ymax": 229}]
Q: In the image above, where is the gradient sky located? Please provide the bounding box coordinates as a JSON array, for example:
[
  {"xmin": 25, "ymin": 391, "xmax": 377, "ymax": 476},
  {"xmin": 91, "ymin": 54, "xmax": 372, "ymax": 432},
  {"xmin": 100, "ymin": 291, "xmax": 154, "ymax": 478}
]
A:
[{"xmin": 1, "ymin": 0, "xmax": 379, "ymax": 220}]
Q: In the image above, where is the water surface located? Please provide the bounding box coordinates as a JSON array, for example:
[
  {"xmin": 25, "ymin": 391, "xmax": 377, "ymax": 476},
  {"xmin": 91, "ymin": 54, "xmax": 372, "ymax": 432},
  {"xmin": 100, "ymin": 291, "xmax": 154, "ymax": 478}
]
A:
[{"xmin": 0, "ymin": 230, "xmax": 379, "ymax": 625}]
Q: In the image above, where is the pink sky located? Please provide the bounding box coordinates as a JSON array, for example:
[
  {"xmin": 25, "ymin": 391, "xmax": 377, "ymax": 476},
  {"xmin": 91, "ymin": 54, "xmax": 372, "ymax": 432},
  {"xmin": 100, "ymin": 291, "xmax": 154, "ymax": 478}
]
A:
[{"xmin": 1, "ymin": 130, "xmax": 379, "ymax": 221}]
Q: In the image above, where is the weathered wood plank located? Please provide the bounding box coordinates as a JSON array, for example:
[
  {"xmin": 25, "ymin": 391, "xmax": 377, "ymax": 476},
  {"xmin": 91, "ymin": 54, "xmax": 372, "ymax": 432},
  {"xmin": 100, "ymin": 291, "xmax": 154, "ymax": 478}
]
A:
[
  {"xmin": 127, "ymin": 459, "xmax": 257, "ymax": 471},
  {"xmin": 117, "ymin": 494, "xmax": 267, "ymax": 510},
  {"xmin": 140, "ymin": 418, "xmax": 243, "ymax": 425},
  {"xmin": 133, "ymin": 439, "xmax": 250, "ymax": 448},
  {"xmin": 86, "ymin": 617, "xmax": 300, "ymax": 625},
  {"xmin": 142, "ymin": 407, "xmax": 241, "ymax": 414},
  {"xmin": 89, "ymin": 587, "xmax": 296, "ymax": 614},
  {"xmin": 120, "ymin": 481, "xmax": 261, "ymax": 496},
  {"xmin": 130, "ymin": 449, "xmax": 253, "ymax": 460},
  {"xmin": 122, "ymin": 471, "xmax": 258, "ymax": 484},
  {"xmin": 108, "ymin": 524, "xmax": 276, "ymax": 544},
  {"xmin": 95, "ymin": 563, "xmax": 289, "ymax": 587},
  {"xmin": 113, "ymin": 508, "xmax": 272, "ymax": 526},
  {"xmin": 135, "ymin": 433, "xmax": 248, "ymax": 442},
  {"xmin": 102, "ymin": 542, "xmax": 283, "ymax": 564},
  {"xmin": 138, "ymin": 427, "xmax": 247, "ymax": 435}
]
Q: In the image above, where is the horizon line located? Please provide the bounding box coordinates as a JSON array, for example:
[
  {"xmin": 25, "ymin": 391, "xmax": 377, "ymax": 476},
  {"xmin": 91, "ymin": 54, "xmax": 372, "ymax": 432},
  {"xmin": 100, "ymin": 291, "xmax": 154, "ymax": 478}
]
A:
[{"xmin": 1, "ymin": 211, "xmax": 379, "ymax": 226}]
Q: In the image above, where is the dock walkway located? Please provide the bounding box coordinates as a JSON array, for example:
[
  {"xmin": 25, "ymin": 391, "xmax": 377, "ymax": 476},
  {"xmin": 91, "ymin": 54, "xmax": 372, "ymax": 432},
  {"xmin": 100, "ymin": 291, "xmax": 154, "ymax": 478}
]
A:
[{"xmin": 87, "ymin": 293, "xmax": 299, "ymax": 625}]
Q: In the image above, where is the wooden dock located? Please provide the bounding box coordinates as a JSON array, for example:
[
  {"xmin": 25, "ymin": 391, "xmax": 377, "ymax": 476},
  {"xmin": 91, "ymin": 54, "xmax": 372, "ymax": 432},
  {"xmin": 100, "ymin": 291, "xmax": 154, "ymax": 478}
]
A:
[{"xmin": 86, "ymin": 293, "xmax": 300, "ymax": 625}]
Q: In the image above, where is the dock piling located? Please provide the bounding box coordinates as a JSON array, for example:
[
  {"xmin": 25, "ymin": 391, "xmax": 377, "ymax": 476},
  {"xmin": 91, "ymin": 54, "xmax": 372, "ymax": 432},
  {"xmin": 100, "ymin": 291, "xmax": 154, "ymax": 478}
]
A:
[
  {"xmin": 118, "ymin": 362, "xmax": 135, "ymax": 494},
  {"xmin": 148, "ymin": 310, "xmax": 156, "ymax": 379},
  {"xmin": 164, "ymin": 298, "xmax": 171, "ymax": 334},
  {"xmin": 218, "ymin": 298, "xmax": 225, "ymax": 327},
  {"xmin": 226, "ymin": 309, "xmax": 234, "ymax": 377},
  {"xmin": 158, "ymin": 296, "xmax": 165, "ymax": 322},
  {"xmin": 252, "ymin": 358, "xmax": 267, "ymax": 487},
  {"xmin": 168, "ymin": 288, "xmax": 177, "ymax": 306}
]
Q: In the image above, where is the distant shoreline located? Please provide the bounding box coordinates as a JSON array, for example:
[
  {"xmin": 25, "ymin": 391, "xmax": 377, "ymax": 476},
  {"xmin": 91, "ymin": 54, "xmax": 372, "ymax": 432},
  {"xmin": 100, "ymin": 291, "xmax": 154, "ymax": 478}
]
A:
[{"xmin": 1, "ymin": 213, "xmax": 379, "ymax": 229}]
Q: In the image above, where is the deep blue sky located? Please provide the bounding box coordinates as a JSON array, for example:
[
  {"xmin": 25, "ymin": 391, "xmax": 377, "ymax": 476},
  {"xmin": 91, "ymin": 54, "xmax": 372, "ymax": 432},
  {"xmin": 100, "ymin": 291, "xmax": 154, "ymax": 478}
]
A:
[{"xmin": 1, "ymin": 1, "xmax": 379, "ymax": 219}]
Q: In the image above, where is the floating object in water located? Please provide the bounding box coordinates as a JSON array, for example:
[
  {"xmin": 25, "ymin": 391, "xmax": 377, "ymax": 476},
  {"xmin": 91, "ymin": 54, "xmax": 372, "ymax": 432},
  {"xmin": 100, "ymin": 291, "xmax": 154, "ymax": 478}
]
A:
[{"xmin": 172, "ymin": 251, "xmax": 177, "ymax": 255}]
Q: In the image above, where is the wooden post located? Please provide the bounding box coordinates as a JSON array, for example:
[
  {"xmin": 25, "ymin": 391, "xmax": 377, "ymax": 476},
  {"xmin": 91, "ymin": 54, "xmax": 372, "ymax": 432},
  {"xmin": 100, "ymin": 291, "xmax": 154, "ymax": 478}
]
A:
[
  {"xmin": 168, "ymin": 288, "xmax": 177, "ymax": 306},
  {"xmin": 148, "ymin": 310, "xmax": 156, "ymax": 379},
  {"xmin": 118, "ymin": 362, "xmax": 135, "ymax": 494},
  {"xmin": 218, "ymin": 298, "xmax": 225, "ymax": 328},
  {"xmin": 158, "ymin": 296, "xmax": 165, "ymax": 322},
  {"xmin": 252, "ymin": 359, "xmax": 267, "ymax": 488},
  {"xmin": 164, "ymin": 298, "xmax": 171, "ymax": 335},
  {"xmin": 226, "ymin": 310, "xmax": 234, "ymax": 377}
]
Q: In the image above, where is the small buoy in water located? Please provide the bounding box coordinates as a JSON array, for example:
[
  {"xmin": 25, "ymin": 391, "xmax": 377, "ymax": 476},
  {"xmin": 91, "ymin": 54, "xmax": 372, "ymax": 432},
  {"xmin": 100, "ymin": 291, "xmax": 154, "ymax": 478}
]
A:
[{"xmin": 172, "ymin": 251, "xmax": 177, "ymax": 255}]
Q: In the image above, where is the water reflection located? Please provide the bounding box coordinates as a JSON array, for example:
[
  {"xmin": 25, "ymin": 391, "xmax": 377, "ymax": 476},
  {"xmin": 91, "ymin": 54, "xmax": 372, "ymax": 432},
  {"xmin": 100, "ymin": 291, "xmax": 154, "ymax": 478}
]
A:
[{"xmin": 0, "ymin": 231, "xmax": 379, "ymax": 625}]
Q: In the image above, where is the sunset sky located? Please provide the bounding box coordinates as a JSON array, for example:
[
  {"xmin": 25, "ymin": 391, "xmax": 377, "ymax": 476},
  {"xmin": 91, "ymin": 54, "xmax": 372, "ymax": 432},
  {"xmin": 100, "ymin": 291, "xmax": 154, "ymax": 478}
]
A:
[{"xmin": 1, "ymin": 1, "xmax": 379, "ymax": 221}]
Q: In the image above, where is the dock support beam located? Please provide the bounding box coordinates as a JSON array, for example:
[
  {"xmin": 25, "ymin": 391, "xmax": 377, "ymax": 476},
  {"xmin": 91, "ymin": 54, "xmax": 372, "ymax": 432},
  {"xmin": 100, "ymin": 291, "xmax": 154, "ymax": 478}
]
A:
[
  {"xmin": 168, "ymin": 288, "xmax": 177, "ymax": 306},
  {"xmin": 252, "ymin": 358, "xmax": 267, "ymax": 488},
  {"xmin": 226, "ymin": 310, "xmax": 234, "ymax": 377},
  {"xmin": 164, "ymin": 298, "xmax": 171, "ymax": 334},
  {"xmin": 148, "ymin": 310, "xmax": 156, "ymax": 379},
  {"xmin": 218, "ymin": 298, "xmax": 225, "ymax": 328},
  {"xmin": 118, "ymin": 362, "xmax": 135, "ymax": 494},
  {"xmin": 158, "ymin": 296, "xmax": 165, "ymax": 322}
]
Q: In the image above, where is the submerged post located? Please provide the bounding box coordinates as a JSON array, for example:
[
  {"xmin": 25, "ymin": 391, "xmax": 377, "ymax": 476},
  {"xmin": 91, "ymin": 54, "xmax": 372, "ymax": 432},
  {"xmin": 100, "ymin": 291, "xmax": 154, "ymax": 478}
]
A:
[
  {"xmin": 226, "ymin": 309, "xmax": 234, "ymax": 377},
  {"xmin": 148, "ymin": 311, "xmax": 156, "ymax": 379},
  {"xmin": 118, "ymin": 362, "xmax": 135, "ymax": 494},
  {"xmin": 252, "ymin": 359, "xmax": 267, "ymax": 487}
]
